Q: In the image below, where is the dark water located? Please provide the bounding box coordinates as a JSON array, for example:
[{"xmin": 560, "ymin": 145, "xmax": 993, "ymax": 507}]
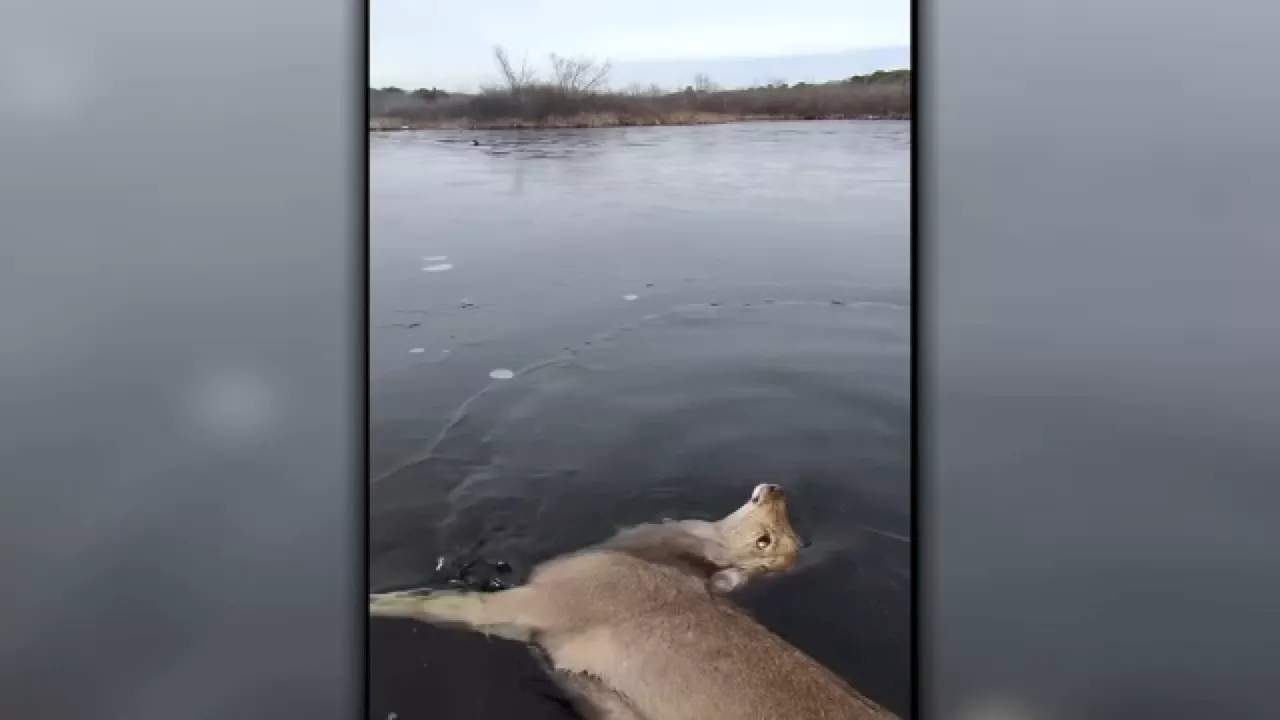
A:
[{"xmin": 369, "ymin": 121, "xmax": 912, "ymax": 718}]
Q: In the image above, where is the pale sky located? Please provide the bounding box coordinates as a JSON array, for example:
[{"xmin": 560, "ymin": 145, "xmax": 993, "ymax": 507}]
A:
[{"xmin": 371, "ymin": 0, "xmax": 911, "ymax": 91}]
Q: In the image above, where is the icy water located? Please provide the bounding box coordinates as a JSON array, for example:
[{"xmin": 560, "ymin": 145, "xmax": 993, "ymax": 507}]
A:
[{"xmin": 369, "ymin": 120, "xmax": 912, "ymax": 718}]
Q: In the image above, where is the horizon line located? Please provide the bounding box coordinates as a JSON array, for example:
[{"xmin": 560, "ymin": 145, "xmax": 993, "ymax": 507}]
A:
[{"xmin": 370, "ymin": 46, "xmax": 911, "ymax": 92}]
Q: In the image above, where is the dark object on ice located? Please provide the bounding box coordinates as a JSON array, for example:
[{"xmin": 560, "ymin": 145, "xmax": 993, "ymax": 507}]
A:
[{"xmin": 431, "ymin": 555, "xmax": 515, "ymax": 593}]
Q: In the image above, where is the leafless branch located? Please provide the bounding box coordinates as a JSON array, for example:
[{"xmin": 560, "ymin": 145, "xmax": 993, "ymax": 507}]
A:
[
  {"xmin": 548, "ymin": 53, "xmax": 612, "ymax": 95},
  {"xmin": 493, "ymin": 45, "xmax": 537, "ymax": 92}
]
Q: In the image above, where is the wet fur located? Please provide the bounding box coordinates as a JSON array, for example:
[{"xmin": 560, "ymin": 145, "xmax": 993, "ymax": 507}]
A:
[
  {"xmin": 549, "ymin": 669, "xmax": 647, "ymax": 720},
  {"xmin": 370, "ymin": 485, "xmax": 896, "ymax": 720}
]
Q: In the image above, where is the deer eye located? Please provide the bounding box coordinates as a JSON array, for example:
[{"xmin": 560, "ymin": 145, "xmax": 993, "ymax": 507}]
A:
[{"xmin": 756, "ymin": 534, "xmax": 771, "ymax": 549}]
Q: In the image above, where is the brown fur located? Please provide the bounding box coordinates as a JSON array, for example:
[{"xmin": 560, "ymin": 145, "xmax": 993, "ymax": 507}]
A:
[
  {"xmin": 551, "ymin": 669, "xmax": 647, "ymax": 720},
  {"xmin": 370, "ymin": 484, "xmax": 896, "ymax": 720}
]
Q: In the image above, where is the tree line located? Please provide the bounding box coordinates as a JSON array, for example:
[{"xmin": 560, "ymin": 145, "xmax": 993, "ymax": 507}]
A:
[{"xmin": 370, "ymin": 47, "xmax": 911, "ymax": 128}]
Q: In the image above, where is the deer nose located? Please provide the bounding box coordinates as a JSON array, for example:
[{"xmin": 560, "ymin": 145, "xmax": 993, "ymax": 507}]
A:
[
  {"xmin": 750, "ymin": 483, "xmax": 786, "ymax": 505},
  {"xmin": 754, "ymin": 483, "xmax": 782, "ymax": 499}
]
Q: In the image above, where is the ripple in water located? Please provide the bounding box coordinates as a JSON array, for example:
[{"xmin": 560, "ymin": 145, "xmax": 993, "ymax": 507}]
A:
[{"xmin": 370, "ymin": 299, "xmax": 911, "ymax": 711}]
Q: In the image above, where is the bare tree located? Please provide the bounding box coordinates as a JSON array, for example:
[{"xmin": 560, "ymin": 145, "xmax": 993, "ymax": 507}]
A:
[
  {"xmin": 493, "ymin": 45, "xmax": 537, "ymax": 92},
  {"xmin": 548, "ymin": 53, "xmax": 612, "ymax": 95}
]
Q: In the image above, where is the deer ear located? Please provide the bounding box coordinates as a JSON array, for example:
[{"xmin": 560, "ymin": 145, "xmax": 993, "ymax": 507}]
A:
[{"xmin": 709, "ymin": 567, "xmax": 749, "ymax": 594}]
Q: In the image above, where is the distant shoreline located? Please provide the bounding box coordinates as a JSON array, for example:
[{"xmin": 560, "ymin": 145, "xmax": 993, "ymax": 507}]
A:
[
  {"xmin": 369, "ymin": 112, "xmax": 909, "ymax": 132},
  {"xmin": 371, "ymin": 67, "xmax": 910, "ymax": 134}
]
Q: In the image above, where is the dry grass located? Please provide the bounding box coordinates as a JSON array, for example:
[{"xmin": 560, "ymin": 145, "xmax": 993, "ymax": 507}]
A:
[
  {"xmin": 394, "ymin": 110, "xmax": 737, "ymax": 130},
  {"xmin": 370, "ymin": 75, "xmax": 910, "ymax": 131}
]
